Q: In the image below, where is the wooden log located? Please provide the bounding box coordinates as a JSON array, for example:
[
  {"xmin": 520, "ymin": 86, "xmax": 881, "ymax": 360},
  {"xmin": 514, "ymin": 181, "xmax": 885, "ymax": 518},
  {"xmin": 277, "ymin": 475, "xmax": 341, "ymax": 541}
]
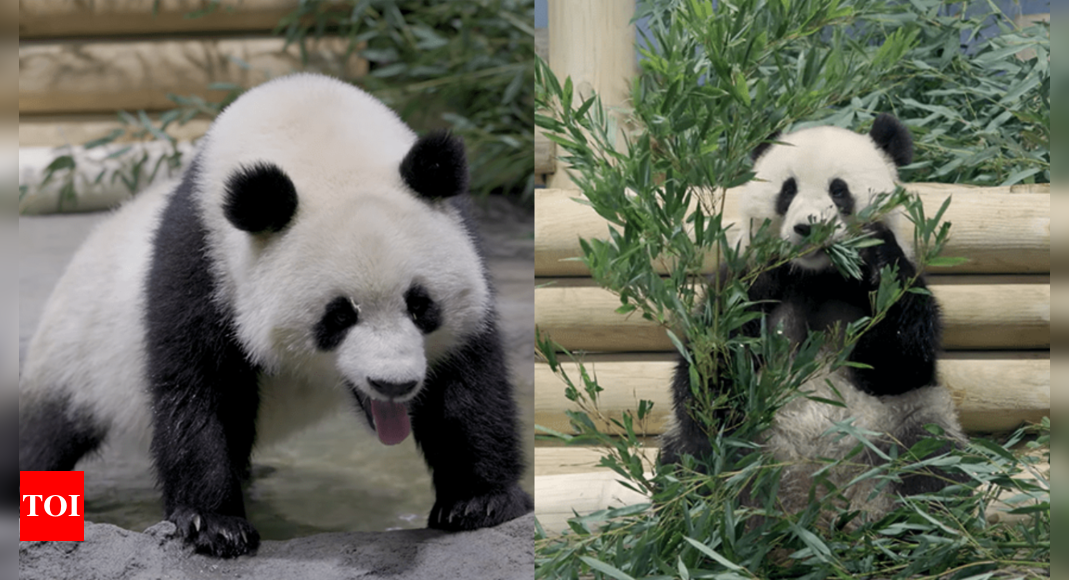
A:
[
  {"xmin": 546, "ymin": 0, "xmax": 634, "ymax": 189},
  {"xmin": 535, "ymin": 131, "xmax": 556, "ymax": 175},
  {"xmin": 535, "ymin": 447, "xmax": 658, "ymax": 477},
  {"xmin": 534, "ymin": 471, "xmax": 649, "ymax": 534},
  {"xmin": 534, "ymin": 187, "xmax": 1050, "ymax": 276},
  {"xmin": 534, "ymin": 27, "xmax": 554, "ymax": 174},
  {"xmin": 19, "ymin": 36, "xmax": 367, "ymax": 114},
  {"xmin": 534, "ymin": 352, "xmax": 1049, "ymax": 435},
  {"xmin": 19, "ymin": 114, "xmax": 212, "ymax": 148},
  {"xmin": 535, "ymin": 277, "xmax": 1050, "ymax": 351},
  {"xmin": 19, "ymin": 0, "xmax": 295, "ymax": 38}
]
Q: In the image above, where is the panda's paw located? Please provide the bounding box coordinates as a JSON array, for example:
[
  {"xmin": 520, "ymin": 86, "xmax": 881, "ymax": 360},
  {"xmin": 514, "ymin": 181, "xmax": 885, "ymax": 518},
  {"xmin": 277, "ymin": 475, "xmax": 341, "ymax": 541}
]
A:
[
  {"xmin": 860, "ymin": 223, "xmax": 907, "ymax": 283},
  {"xmin": 428, "ymin": 484, "xmax": 533, "ymax": 531},
  {"xmin": 169, "ymin": 507, "xmax": 261, "ymax": 558}
]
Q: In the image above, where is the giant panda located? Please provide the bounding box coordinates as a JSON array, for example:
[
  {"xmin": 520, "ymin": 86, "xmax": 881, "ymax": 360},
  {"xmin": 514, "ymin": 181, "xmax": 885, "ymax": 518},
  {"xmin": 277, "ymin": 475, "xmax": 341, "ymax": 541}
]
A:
[
  {"xmin": 660, "ymin": 113, "xmax": 966, "ymax": 523},
  {"xmin": 19, "ymin": 73, "xmax": 532, "ymax": 557}
]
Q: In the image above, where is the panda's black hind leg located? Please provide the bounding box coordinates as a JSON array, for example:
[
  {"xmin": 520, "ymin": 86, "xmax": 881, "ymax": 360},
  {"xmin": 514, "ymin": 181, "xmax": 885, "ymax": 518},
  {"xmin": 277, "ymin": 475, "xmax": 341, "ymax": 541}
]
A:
[
  {"xmin": 890, "ymin": 420, "xmax": 968, "ymax": 497},
  {"xmin": 19, "ymin": 393, "xmax": 106, "ymax": 472}
]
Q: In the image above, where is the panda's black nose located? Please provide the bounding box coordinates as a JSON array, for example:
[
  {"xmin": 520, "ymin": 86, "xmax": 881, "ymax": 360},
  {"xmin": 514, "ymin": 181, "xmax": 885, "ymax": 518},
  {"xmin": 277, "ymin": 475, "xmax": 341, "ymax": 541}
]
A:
[
  {"xmin": 794, "ymin": 223, "xmax": 811, "ymax": 237},
  {"xmin": 368, "ymin": 378, "xmax": 418, "ymax": 399}
]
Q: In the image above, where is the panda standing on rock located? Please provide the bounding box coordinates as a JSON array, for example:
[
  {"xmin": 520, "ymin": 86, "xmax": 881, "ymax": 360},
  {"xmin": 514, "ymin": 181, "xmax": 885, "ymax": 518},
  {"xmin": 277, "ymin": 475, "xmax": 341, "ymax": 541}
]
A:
[
  {"xmin": 19, "ymin": 73, "xmax": 532, "ymax": 558},
  {"xmin": 661, "ymin": 114, "xmax": 967, "ymax": 523}
]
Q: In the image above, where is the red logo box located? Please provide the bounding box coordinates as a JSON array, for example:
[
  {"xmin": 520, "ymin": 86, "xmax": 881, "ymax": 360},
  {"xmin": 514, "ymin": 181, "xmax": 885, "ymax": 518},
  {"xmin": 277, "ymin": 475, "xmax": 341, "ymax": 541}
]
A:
[{"xmin": 20, "ymin": 471, "xmax": 85, "ymax": 541}]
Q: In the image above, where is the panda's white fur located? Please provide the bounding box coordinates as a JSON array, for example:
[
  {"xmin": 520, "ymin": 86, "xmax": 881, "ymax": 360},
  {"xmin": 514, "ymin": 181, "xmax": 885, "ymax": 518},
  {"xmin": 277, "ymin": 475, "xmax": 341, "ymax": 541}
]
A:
[
  {"xmin": 20, "ymin": 179, "xmax": 167, "ymax": 442},
  {"xmin": 661, "ymin": 114, "xmax": 965, "ymax": 525},
  {"xmin": 20, "ymin": 73, "xmax": 531, "ymax": 557}
]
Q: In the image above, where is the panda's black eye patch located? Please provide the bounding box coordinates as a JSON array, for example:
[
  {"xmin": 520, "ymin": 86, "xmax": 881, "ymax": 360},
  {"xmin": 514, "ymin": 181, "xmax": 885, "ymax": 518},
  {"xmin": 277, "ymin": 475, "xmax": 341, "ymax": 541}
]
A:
[
  {"xmin": 314, "ymin": 296, "xmax": 359, "ymax": 351},
  {"xmin": 828, "ymin": 178, "xmax": 854, "ymax": 215},
  {"xmin": 775, "ymin": 177, "xmax": 797, "ymax": 216},
  {"xmin": 405, "ymin": 285, "xmax": 441, "ymax": 335}
]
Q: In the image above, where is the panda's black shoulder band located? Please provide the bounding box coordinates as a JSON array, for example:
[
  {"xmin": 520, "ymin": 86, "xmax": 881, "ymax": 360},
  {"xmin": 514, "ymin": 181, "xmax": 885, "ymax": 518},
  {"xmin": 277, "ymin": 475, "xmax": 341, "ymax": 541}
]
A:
[
  {"xmin": 400, "ymin": 130, "xmax": 469, "ymax": 200},
  {"xmin": 223, "ymin": 162, "xmax": 298, "ymax": 234},
  {"xmin": 869, "ymin": 113, "xmax": 913, "ymax": 168}
]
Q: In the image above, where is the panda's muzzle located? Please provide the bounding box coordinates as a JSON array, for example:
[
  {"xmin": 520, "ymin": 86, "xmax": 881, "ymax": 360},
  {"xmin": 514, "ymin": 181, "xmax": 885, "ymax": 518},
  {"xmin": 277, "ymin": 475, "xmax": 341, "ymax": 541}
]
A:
[{"xmin": 368, "ymin": 378, "xmax": 418, "ymax": 399}]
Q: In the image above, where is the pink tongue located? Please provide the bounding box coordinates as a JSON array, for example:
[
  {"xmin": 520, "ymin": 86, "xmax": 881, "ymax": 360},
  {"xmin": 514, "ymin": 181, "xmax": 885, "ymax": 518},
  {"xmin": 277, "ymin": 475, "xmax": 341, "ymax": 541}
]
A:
[{"xmin": 370, "ymin": 400, "xmax": 411, "ymax": 446}]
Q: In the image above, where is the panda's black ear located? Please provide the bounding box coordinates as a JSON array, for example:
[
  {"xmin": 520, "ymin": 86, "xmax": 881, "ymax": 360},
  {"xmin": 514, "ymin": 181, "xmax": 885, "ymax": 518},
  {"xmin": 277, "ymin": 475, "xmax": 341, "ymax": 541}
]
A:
[
  {"xmin": 869, "ymin": 113, "xmax": 913, "ymax": 167},
  {"xmin": 223, "ymin": 162, "xmax": 298, "ymax": 234},
  {"xmin": 400, "ymin": 130, "xmax": 469, "ymax": 200},
  {"xmin": 751, "ymin": 131, "xmax": 781, "ymax": 162}
]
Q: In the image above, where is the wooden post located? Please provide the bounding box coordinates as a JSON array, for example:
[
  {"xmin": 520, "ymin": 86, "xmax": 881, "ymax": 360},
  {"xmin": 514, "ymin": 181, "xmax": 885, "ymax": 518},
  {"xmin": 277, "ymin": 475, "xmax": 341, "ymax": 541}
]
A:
[{"xmin": 546, "ymin": 0, "xmax": 636, "ymax": 189}]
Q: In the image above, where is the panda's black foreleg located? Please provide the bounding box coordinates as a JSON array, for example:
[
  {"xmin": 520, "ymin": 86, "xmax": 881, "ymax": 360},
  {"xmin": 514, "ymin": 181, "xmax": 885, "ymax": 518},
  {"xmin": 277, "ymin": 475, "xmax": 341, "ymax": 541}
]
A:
[
  {"xmin": 410, "ymin": 317, "xmax": 532, "ymax": 531},
  {"xmin": 145, "ymin": 171, "xmax": 262, "ymax": 558},
  {"xmin": 146, "ymin": 332, "xmax": 262, "ymax": 558},
  {"xmin": 849, "ymin": 224, "xmax": 940, "ymax": 397}
]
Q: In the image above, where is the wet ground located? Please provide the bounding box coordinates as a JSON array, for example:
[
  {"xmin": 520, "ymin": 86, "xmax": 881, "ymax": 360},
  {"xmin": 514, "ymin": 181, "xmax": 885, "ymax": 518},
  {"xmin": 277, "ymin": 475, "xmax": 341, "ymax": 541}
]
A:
[{"xmin": 18, "ymin": 195, "xmax": 534, "ymax": 566}]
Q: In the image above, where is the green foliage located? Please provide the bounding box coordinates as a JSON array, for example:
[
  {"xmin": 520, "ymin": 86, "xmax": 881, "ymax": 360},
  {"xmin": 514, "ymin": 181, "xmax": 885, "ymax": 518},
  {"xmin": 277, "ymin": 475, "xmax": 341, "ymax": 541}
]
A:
[
  {"xmin": 534, "ymin": 0, "xmax": 1049, "ymax": 578},
  {"xmin": 808, "ymin": 0, "xmax": 1050, "ymax": 186},
  {"xmin": 277, "ymin": 0, "xmax": 534, "ymax": 199},
  {"xmin": 23, "ymin": 0, "xmax": 532, "ymax": 213}
]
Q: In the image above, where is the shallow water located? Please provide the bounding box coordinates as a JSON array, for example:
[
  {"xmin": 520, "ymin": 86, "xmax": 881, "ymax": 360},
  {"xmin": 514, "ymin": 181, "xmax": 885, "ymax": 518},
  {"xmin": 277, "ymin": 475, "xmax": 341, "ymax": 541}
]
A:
[
  {"xmin": 80, "ymin": 412, "xmax": 435, "ymax": 538},
  {"xmin": 80, "ymin": 380, "xmax": 535, "ymax": 539}
]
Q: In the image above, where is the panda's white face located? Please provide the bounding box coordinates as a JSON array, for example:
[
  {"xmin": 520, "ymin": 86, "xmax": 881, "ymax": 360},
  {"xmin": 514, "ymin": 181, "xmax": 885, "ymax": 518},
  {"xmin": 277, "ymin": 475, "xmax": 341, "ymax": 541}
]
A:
[
  {"xmin": 738, "ymin": 125, "xmax": 903, "ymax": 271},
  {"xmin": 187, "ymin": 74, "xmax": 489, "ymax": 444},
  {"xmin": 253, "ymin": 189, "xmax": 488, "ymax": 385}
]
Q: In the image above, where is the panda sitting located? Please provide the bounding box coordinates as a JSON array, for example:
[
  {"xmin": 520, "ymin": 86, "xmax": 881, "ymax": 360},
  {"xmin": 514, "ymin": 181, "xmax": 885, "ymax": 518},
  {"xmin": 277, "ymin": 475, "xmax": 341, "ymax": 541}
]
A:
[
  {"xmin": 660, "ymin": 114, "xmax": 966, "ymax": 522},
  {"xmin": 19, "ymin": 73, "xmax": 532, "ymax": 557}
]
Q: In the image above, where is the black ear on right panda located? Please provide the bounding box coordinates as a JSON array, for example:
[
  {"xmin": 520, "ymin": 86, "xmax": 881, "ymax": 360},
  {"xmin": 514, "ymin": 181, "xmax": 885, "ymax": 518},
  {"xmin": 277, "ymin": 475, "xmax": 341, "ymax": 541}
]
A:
[
  {"xmin": 869, "ymin": 113, "xmax": 913, "ymax": 167},
  {"xmin": 223, "ymin": 162, "xmax": 299, "ymax": 234},
  {"xmin": 400, "ymin": 130, "xmax": 469, "ymax": 200},
  {"xmin": 751, "ymin": 131, "xmax": 782, "ymax": 162}
]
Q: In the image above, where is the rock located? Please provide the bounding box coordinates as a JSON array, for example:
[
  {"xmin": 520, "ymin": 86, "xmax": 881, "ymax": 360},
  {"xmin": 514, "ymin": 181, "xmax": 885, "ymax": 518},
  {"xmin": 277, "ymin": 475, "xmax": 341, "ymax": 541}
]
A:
[{"xmin": 19, "ymin": 513, "xmax": 534, "ymax": 580}]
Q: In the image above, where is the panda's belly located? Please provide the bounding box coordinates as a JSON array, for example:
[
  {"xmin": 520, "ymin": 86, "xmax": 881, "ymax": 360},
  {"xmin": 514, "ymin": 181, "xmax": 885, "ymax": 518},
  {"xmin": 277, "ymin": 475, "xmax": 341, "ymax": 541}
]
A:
[
  {"xmin": 760, "ymin": 368, "xmax": 898, "ymax": 518},
  {"xmin": 763, "ymin": 368, "xmax": 883, "ymax": 463}
]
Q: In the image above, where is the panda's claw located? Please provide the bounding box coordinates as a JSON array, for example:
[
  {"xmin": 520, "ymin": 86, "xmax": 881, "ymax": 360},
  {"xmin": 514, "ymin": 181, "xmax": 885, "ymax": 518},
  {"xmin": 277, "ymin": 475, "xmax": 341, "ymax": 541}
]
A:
[
  {"xmin": 428, "ymin": 485, "xmax": 532, "ymax": 532},
  {"xmin": 169, "ymin": 508, "xmax": 261, "ymax": 558}
]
